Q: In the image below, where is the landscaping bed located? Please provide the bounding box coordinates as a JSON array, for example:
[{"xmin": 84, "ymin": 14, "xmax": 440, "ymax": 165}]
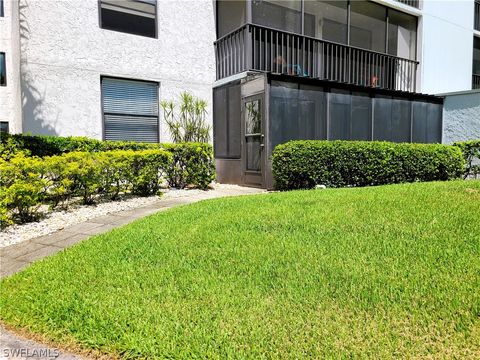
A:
[
  {"xmin": 0, "ymin": 187, "xmax": 214, "ymax": 248},
  {"xmin": 1, "ymin": 181, "xmax": 479, "ymax": 358},
  {"xmin": 0, "ymin": 135, "xmax": 215, "ymax": 229}
]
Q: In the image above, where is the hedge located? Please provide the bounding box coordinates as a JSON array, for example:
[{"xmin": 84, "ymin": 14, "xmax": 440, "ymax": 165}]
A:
[
  {"xmin": 0, "ymin": 150, "xmax": 172, "ymax": 227},
  {"xmin": 0, "ymin": 134, "xmax": 216, "ymax": 189},
  {"xmin": 0, "ymin": 134, "xmax": 157, "ymax": 157},
  {"xmin": 452, "ymin": 140, "xmax": 480, "ymax": 179},
  {"xmin": 272, "ymin": 140, "xmax": 465, "ymax": 190}
]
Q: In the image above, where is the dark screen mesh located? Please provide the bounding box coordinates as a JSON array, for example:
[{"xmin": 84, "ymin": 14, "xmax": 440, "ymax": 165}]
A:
[
  {"xmin": 213, "ymin": 84, "xmax": 241, "ymax": 159},
  {"xmin": 269, "ymin": 82, "xmax": 326, "ymax": 150},
  {"xmin": 269, "ymin": 81, "xmax": 441, "ymax": 148}
]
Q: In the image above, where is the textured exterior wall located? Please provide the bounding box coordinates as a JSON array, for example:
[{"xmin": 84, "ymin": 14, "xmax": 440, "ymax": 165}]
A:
[
  {"xmin": 20, "ymin": 0, "xmax": 216, "ymax": 141},
  {"xmin": 0, "ymin": 0, "xmax": 22, "ymax": 133},
  {"xmin": 419, "ymin": 0, "xmax": 475, "ymax": 94},
  {"xmin": 442, "ymin": 91, "xmax": 480, "ymax": 143}
]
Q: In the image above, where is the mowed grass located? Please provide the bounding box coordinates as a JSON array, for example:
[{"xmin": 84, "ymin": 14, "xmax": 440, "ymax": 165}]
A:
[{"xmin": 1, "ymin": 181, "xmax": 480, "ymax": 358}]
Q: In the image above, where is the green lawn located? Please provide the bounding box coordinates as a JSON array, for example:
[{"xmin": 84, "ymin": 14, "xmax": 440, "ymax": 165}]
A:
[{"xmin": 1, "ymin": 181, "xmax": 479, "ymax": 358}]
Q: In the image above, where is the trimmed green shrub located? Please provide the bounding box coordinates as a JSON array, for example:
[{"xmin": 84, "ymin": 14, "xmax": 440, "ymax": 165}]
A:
[
  {"xmin": 125, "ymin": 150, "xmax": 172, "ymax": 196},
  {"xmin": 0, "ymin": 135, "xmax": 31, "ymax": 160},
  {"xmin": 0, "ymin": 154, "xmax": 49, "ymax": 225},
  {"xmin": 272, "ymin": 140, "xmax": 465, "ymax": 190},
  {"xmin": 453, "ymin": 140, "xmax": 480, "ymax": 179},
  {"xmin": 0, "ymin": 133, "xmax": 156, "ymax": 157},
  {"xmin": 0, "ymin": 149, "xmax": 172, "ymax": 227},
  {"xmin": 0, "ymin": 134, "xmax": 216, "ymax": 189},
  {"xmin": 163, "ymin": 143, "xmax": 215, "ymax": 190}
]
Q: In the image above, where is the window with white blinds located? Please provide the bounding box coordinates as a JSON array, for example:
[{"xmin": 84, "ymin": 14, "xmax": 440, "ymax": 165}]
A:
[{"xmin": 101, "ymin": 77, "xmax": 159, "ymax": 143}]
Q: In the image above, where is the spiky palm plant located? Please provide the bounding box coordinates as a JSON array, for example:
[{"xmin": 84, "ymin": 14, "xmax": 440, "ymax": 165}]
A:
[{"xmin": 160, "ymin": 92, "xmax": 211, "ymax": 143}]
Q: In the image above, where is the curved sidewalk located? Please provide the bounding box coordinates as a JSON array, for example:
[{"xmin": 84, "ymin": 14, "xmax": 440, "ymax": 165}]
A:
[
  {"xmin": 0, "ymin": 186, "xmax": 265, "ymax": 360},
  {"xmin": 1, "ymin": 186, "xmax": 264, "ymax": 279}
]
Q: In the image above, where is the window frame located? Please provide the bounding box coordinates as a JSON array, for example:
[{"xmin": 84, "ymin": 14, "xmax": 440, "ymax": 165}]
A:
[
  {"xmin": 0, "ymin": 52, "xmax": 6, "ymax": 87},
  {"xmin": 0, "ymin": 0, "xmax": 4, "ymax": 17},
  {"xmin": 0, "ymin": 121, "xmax": 8, "ymax": 134},
  {"xmin": 100, "ymin": 75, "xmax": 160, "ymax": 143},
  {"xmin": 98, "ymin": 0, "xmax": 158, "ymax": 39}
]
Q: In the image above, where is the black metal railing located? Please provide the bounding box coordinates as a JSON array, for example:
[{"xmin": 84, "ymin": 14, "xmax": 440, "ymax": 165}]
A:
[
  {"xmin": 393, "ymin": 0, "xmax": 420, "ymax": 8},
  {"xmin": 475, "ymin": 0, "xmax": 480, "ymax": 31},
  {"xmin": 215, "ymin": 24, "xmax": 419, "ymax": 93},
  {"xmin": 473, "ymin": 74, "xmax": 480, "ymax": 89}
]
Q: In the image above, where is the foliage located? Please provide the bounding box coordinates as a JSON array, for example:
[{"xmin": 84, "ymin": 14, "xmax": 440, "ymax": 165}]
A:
[
  {"xmin": 0, "ymin": 133, "xmax": 157, "ymax": 157},
  {"xmin": 0, "ymin": 150, "xmax": 172, "ymax": 226},
  {"xmin": 272, "ymin": 140, "xmax": 465, "ymax": 190},
  {"xmin": 162, "ymin": 143, "xmax": 215, "ymax": 190},
  {"xmin": 1, "ymin": 181, "xmax": 479, "ymax": 358},
  {"xmin": 0, "ymin": 154, "xmax": 49, "ymax": 225},
  {"xmin": 453, "ymin": 140, "xmax": 480, "ymax": 179},
  {"xmin": 0, "ymin": 134, "xmax": 216, "ymax": 190},
  {"xmin": 124, "ymin": 150, "xmax": 171, "ymax": 196},
  {"xmin": 0, "ymin": 134, "xmax": 31, "ymax": 160},
  {"xmin": 160, "ymin": 92, "xmax": 211, "ymax": 143}
]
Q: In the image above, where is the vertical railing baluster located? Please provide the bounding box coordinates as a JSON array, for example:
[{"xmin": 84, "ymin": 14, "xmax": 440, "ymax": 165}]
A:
[
  {"xmin": 320, "ymin": 41, "xmax": 324, "ymax": 79},
  {"xmin": 227, "ymin": 35, "xmax": 231, "ymax": 77},
  {"xmin": 270, "ymin": 30, "xmax": 273, "ymax": 72},
  {"xmin": 264, "ymin": 28, "xmax": 267, "ymax": 71},
  {"xmin": 259, "ymin": 28, "xmax": 263, "ymax": 71},
  {"xmin": 326, "ymin": 43, "xmax": 330, "ymax": 80},
  {"xmin": 275, "ymin": 32, "xmax": 279, "ymax": 73},
  {"xmin": 286, "ymin": 34, "xmax": 290, "ymax": 74},
  {"xmin": 337, "ymin": 44, "xmax": 340, "ymax": 82},
  {"xmin": 220, "ymin": 40, "xmax": 224, "ymax": 78},
  {"xmin": 252, "ymin": 26, "xmax": 257, "ymax": 70},
  {"xmin": 233, "ymin": 32, "xmax": 237, "ymax": 75}
]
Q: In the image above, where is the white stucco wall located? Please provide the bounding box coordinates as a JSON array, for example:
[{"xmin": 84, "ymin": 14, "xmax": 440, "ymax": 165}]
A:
[
  {"xmin": 20, "ymin": 0, "xmax": 216, "ymax": 141},
  {"xmin": 441, "ymin": 90, "xmax": 480, "ymax": 143},
  {"xmin": 419, "ymin": 0, "xmax": 475, "ymax": 94},
  {"xmin": 0, "ymin": 0, "xmax": 22, "ymax": 133}
]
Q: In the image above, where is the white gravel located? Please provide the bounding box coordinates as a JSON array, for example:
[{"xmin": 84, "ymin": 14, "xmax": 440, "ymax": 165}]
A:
[{"xmin": 0, "ymin": 188, "xmax": 211, "ymax": 248}]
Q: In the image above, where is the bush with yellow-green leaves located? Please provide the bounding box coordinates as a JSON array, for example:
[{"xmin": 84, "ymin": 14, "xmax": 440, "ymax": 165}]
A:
[{"xmin": 0, "ymin": 149, "xmax": 172, "ymax": 228}]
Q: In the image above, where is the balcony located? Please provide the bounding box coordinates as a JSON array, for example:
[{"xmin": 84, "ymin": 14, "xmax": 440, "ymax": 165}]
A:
[
  {"xmin": 475, "ymin": 0, "xmax": 480, "ymax": 31},
  {"xmin": 215, "ymin": 24, "xmax": 419, "ymax": 93},
  {"xmin": 393, "ymin": 0, "xmax": 419, "ymax": 8},
  {"xmin": 473, "ymin": 74, "xmax": 480, "ymax": 90}
]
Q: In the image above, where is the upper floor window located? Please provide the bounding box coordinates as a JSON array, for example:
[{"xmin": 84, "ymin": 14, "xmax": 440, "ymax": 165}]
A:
[
  {"xmin": 350, "ymin": 1, "xmax": 387, "ymax": 53},
  {"xmin": 0, "ymin": 0, "xmax": 4, "ymax": 17},
  {"xmin": 252, "ymin": 0, "xmax": 302, "ymax": 34},
  {"xmin": 0, "ymin": 53, "xmax": 6, "ymax": 86},
  {"xmin": 217, "ymin": 1, "xmax": 246, "ymax": 38},
  {"xmin": 100, "ymin": 0, "xmax": 157, "ymax": 38},
  {"xmin": 473, "ymin": 37, "xmax": 480, "ymax": 75},
  {"xmin": 303, "ymin": 1, "xmax": 348, "ymax": 44},
  {"xmin": 388, "ymin": 9, "xmax": 417, "ymax": 60},
  {"xmin": 475, "ymin": 0, "xmax": 480, "ymax": 32},
  {"xmin": 217, "ymin": 0, "xmax": 418, "ymax": 61}
]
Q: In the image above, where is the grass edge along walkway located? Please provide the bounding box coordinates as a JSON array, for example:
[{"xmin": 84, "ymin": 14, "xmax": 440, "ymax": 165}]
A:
[{"xmin": 1, "ymin": 180, "xmax": 479, "ymax": 359}]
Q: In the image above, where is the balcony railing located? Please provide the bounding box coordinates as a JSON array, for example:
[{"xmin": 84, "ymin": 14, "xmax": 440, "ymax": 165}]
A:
[
  {"xmin": 473, "ymin": 74, "xmax": 480, "ymax": 90},
  {"xmin": 393, "ymin": 0, "xmax": 420, "ymax": 9},
  {"xmin": 215, "ymin": 24, "xmax": 419, "ymax": 93},
  {"xmin": 475, "ymin": 0, "xmax": 480, "ymax": 31}
]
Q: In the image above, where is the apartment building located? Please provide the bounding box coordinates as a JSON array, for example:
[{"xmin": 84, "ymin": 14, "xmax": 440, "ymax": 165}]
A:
[
  {"xmin": 0, "ymin": 0, "xmax": 479, "ymax": 188},
  {"xmin": 213, "ymin": 0, "xmax": 480, "ymax": 187},
  {"xmin": 0, "ymin": 0, "xmax": 216, "ymax": 140}
]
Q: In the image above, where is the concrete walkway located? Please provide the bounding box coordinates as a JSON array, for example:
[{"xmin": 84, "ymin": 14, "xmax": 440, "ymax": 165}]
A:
[
  {"xmin": 0, "ymin": 186, "xmax": 265, "ymax": 359},
  {"xmin": 1, "ymin": 186, "xmax": 264, "ymax": 279}
]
